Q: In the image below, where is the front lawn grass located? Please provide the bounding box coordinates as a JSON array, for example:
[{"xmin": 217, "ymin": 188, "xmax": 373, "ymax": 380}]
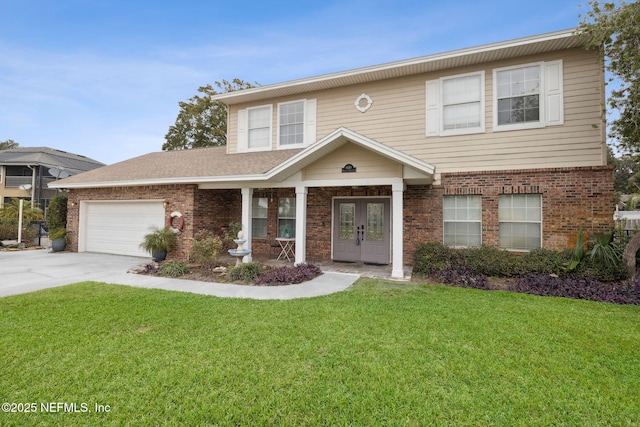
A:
[{"xmin": 1, "ymin": 279, "xmax": 639, "ymax": 426}]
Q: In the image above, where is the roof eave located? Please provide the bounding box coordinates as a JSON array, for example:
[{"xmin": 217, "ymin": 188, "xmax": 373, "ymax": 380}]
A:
[
  {"xmin": 212, "ymin": 28, "xmax": 581, "ymax": 105},
  {"xmin": 48, "ymin": 174, "xmax": 271, "ymax": 189}
]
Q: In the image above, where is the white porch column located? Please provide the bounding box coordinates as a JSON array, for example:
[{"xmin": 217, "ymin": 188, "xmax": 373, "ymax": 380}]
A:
[
  {"xmin": 391, "ymin": 182, "xmax": 405, "ymax": 279},
  {"xmin": 294, "ymin": 186, "xmax": 307, "ymax": 265},
  {"xmin": 241, "ymin": 187, "xmax": 253, "ymax": 263}
]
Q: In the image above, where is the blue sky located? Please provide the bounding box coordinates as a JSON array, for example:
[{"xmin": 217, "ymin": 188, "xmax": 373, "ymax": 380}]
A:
[{"xmin": 0, "ymin": 0, "xmax": 590, "ymax": 165}]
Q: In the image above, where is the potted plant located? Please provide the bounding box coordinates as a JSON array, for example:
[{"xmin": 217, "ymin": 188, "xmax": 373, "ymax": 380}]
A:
[
  {"xmin": 46, "ymin": 195, "xmax": 68, "ymax": 252},
  {"xmin": 49, "ymin": 227, "xmax": 67, "ymax": 252},
  {"xmin": 140, "ymin": 226, "xmax": 178, "ymax": 262}
]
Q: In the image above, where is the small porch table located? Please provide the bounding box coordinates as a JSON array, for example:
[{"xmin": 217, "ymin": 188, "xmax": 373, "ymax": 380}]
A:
[{"xmin": 275, "ymin": 237, "xmax": 295, "ymax": 261}]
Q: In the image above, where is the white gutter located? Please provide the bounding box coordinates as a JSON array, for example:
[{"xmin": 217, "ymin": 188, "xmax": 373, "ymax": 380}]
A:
[
  {"xmin": 47, "ymin": 173, "xmax": 272, "ymax": 189},
  {"xmin": 212, "ymin": 29, "xmax": 580, "ymax": 105}
]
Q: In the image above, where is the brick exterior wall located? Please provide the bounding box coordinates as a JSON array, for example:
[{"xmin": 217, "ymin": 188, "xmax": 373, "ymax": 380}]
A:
[
  {"xmin": 403, "ymin": 166, "xmax": 615, "ymax": 264},
  {"xmin": 67, "ymin": 185, "xmax": 199, "ymax": 259},
  {"xmin": 66, "ymin": 166, "xmax": 614, "ymax": 266}
]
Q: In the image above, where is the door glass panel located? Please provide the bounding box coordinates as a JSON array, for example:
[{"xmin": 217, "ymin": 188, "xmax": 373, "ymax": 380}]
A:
[
  {"xmin": 366, "ymin": 203, "xmax": 384, "ymax": 241},
  {"xmin": 339, "ymin": 203, "xmax": 355, "ymax": 240}
]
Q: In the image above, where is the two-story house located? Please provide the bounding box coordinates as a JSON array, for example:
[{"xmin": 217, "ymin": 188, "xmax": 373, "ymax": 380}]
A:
[{"xmin": 51, "ymin": 29, "xmax": 613, "ymax": 277}]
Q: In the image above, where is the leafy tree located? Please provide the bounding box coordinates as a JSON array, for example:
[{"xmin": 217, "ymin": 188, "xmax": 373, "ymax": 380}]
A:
[
  {"xmin": 578, "ymin": 1, "xmax": 640, "ymax": 153},
  {"xmin": 613, "ymin": 153, "xmax": 640, "ymax": 194},
  {"xmin": 163, "ymin": 79, "xmax": 256, "ymax": 151},
  {"xmin": 0, "ymin": 139, "xmax": 19, "ymax": 150}
]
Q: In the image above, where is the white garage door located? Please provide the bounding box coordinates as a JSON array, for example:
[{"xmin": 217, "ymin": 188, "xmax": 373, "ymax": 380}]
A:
[{"xmin": 82, "ymin": 201, "xmax": 165, "ymax": 257}]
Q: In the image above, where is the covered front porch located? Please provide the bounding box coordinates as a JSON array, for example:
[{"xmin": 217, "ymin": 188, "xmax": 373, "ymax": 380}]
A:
[
  {"xmin": 209, "ymin": 183, "xmax": 406, "ymax": 278},
  {"xmin": 197, "ymin": 128, "xmax": 435, "ymax": 279}
]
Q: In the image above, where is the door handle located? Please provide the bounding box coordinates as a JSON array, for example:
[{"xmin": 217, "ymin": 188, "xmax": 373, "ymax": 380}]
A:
[
  {"xmin": 355, "ymin": 226, "xmax": 361, "ymax": 245},
  {"xmin": 361, "ymin": 225, "xmax": 365, "ymax": 241}
]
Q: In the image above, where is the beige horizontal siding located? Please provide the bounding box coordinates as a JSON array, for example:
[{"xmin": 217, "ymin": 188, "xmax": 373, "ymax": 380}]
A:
[
  {"xmin": 227, "ymin": 47, "xmax": 605, "ymax": 174},
  {"xmin": 303, "ymin": 143, "xmax": 402, "ymax": 180}
]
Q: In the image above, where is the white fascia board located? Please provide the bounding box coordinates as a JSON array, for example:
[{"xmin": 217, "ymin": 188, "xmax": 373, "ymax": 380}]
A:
[
  {"xmin": 212, "ymin": 29, "xmax": 578, "ymax": 105},
  {"xmin": 48, "ymin": 174, "xmax": 271, "ymax": 189}
]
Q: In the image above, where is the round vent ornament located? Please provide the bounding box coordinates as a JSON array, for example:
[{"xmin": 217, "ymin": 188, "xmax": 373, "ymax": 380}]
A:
[{"xmin": 354, "ymin": 93, "xmax": 373, "ymax": 113}]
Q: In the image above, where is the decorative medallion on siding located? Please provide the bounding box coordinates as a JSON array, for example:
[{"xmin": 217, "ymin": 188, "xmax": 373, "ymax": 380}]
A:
[{"xmin": 354, "ymin": 94, "xmax": 373, "ymax": 113}]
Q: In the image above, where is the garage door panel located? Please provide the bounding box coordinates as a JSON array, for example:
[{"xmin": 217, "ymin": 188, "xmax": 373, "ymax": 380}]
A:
[{"xmin": 83, "ymin": 201, "xmax": 165, "ymax": 257}]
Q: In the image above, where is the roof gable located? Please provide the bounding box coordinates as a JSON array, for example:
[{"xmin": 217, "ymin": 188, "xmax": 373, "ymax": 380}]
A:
[{"xmin": 267, "ymin": 127, "xmax": 435, "ymax": 182}]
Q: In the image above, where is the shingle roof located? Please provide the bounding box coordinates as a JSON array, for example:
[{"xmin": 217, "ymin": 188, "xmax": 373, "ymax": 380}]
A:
[
  {"xmin": 0, "ymin": 147, "xmax": 104, "ymax": 173},
  {"xmin": 50, "ymin": 146, "xmax": 302, "ymax": 188}
]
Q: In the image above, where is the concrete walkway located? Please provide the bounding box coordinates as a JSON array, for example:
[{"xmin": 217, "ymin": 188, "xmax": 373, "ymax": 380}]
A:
[{"xmin": 0, "ymin": 250, "xmax": 359, "ymax": 300}]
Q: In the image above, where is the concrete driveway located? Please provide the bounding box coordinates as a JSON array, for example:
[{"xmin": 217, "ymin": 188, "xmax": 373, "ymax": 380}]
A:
[{"xmin": 0, "ymin": 250, "xmax": 359, "ymax": 299}]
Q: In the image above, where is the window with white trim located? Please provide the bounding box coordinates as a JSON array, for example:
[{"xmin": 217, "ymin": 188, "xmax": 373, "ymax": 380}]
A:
[
  {"xmin": 426, "ymin": 71, "xmax": 485, "ymax": 137},
  {"xmin": 278, "ymin": 197, "xmax": 296, "ymax": 238},
  {"xmin": 277, "ymin": 99, "xmax": 316, "ymax": 149},
  {"xmin": 496, "ymin": 65, "xmax": 540, "ymax": 125},
  {"xmin": 278, "ymin": 101, "xmax": 304, "ymax": 146},
  {"xmin": 443, "ymin": 195, "xmax": 482, "ymax": 247},
  {"xmin": 252, "ymin": 197, "xmax": 268, "ymax": 238},
  {"xmin": 247, "ymin": 105, "xmax": 272, "ymax": 150},
  {"xmin": 238, "ymin": 100, "xmax": 316, "ymax": 152},
  {"xmin": 493, "ymin": 60, "xmax": 563, "ymax": 131},
  {"xmin": 499, "ymin": 194, "xmax": 542, "ymax": 251}
]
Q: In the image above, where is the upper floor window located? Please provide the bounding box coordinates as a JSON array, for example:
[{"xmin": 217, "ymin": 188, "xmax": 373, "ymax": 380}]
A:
[
  {"xmin": 278, "ymin": 101, "xmax": 304, "ymax": 147},
  {"xmin": 493, "ymin": 60, "xmax": 563, "ymax": 131},
  {"xmin": 247, "ymin": 105, "xmax": 272, "ymax": 150},
  {"xmin": 238, "ymin": 100, "xmax": 316, "ymax": 152},
  {"xmin": 496, "ymin": 65, "xmax": 540, "ymax": 126},
  {"xmin": 426, "ymin": 71, "xmax": 485, "ymax": 137}
]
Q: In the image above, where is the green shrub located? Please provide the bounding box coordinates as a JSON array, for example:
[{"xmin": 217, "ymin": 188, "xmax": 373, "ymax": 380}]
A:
[
  {"xmin": 521, "ymin": 248, "xmax": 570, "ymax": 276},
  {"xmin": 228, "ymin": 263, "xmax": 262, "ymax": 283},
  {"xmin": 191, "ymin": 229, "xmax": 223, "ymax": 268},
  {"xmin": 0, "ymin": 219, "xmax": 18, "ymax": 240},
  {"xmin": 413, "ymin": 240, "xmax": 625, "ymax": 282},
  {"xmin": 46, "ymin": 195, "xmax": 68, "ymax": 231},
  {"xmin": 459, "ymin": 246, "xmax": 525, "ymax": 277},
  {"xmin": 0, "ymin": 218, "xmax": 40, "ymax": 243},
  {"xmin": 159, "ymin": 261, "xmax": 190, "ymax": 277},
  {"xmin": 413, "ymin": 242, "xmax": 460, "ymax": 276},
  {"xmin": 573, "ymin": 256, "xmax": 628, "ymax": 282}
]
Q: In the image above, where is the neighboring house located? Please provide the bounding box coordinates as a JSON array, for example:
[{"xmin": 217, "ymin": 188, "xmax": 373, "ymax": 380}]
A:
[
  {"xmin": 50, "ymin": 29, "xmax": 613, "ymax": 277},
  {"xmin": 0, "ymin": 147, "xmax": 104, "ymax": 210}
]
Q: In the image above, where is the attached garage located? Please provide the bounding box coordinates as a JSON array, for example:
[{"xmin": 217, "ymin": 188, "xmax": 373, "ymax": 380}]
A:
[{"xmin": 78, "ymin": 200, "xmax": 165, "ymax": 257}]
